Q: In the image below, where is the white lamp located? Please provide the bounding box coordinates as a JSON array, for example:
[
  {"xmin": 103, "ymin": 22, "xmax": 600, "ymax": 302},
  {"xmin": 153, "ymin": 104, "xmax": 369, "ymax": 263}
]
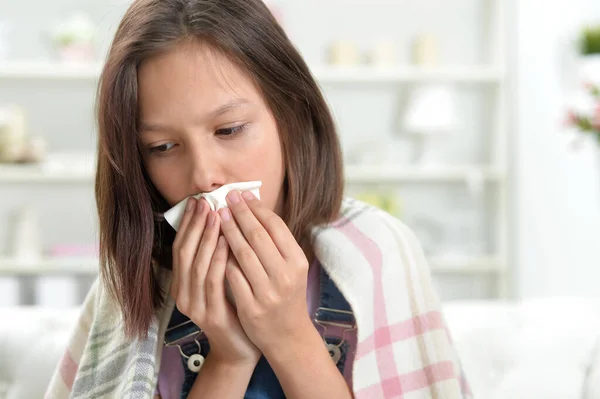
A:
[{"xmin": 401, "ymin": 35, "xmax": 457, "ymax": 166}]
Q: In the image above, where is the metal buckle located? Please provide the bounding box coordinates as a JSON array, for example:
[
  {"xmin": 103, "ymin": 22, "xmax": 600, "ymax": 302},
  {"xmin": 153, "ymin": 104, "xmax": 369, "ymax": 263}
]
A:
[
  {"xmin": 163, "ymin": 319, "xmax": 203, "ymax": 347},
  {"xmin": 313, "ymin": 306, "xmax": 356, "ymax": 330},
  {"xmin": 313, "ymin": 306, "xmax": 356, "ymax": 364}
]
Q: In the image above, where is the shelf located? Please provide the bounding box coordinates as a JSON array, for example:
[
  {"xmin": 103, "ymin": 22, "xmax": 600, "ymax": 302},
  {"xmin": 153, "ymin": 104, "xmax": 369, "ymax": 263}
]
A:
[
  {"xmin": 429, "ymin": 256, "xmax": 502, "ymax": 273},
  {"xmin": 0, "ymin": 61, "xmax": 102, "ymax": 80},
  {"xmin": 0, "ymin": 162, "xmax": 504, "ymax": 184},
  {"xmin": 0, "ymin": 163, "xmax": 504, "ymax": 184},
  {"xmin": 0, "ymin": 256, "xmax": 98, "ymax": 276},
  {"xmin": 0, "ymin": 255, "xmax": 500, "ymax": 276},
  {"xmin": 0, "ymin": 155, "xmax": 95, "ymax": 183},
  {"xmin": 0, "ymin": 61, "xmax": 503, "ymax": 84},
  {"xmin": 345, "ymin": 164, "xmax": 504, "ymax": 183},
  {"xmin": 313, "ymin": 65, "xmax": 504, "ymax": 84},
  {"xmin": 0, "ymin": 164, "xmax": 94, "ymax": 183}
]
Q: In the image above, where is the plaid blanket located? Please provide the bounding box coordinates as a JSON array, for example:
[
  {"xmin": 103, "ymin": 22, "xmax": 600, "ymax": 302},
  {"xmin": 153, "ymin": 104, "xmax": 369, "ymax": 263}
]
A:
[{"xmin": 45, "ymin": 198, "xmax": 472, "ymax": 399}]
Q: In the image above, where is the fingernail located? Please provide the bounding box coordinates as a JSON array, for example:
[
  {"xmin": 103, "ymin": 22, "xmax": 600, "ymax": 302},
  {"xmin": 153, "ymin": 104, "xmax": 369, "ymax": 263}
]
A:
[
  {"xmin": 208, "ymin": 212, "xmax": 216, "ymax": 227},
  {"xmin": 197, "ymin": 199, "xmax": 205, "ymax": 213},
  {"xmin": 186, "ymin": 198, "xmax": 195, "ymax": 212},
  {"xmin": 227, "ymin": 190, "xmax": 241, "ymax": 204},
  {"xmin": 220, "ymin": 208, "xmax": 232, "ymax": 222},
  {"xmin": 242, "ymin": 191, "xmax": 255, "ymax": 201}
]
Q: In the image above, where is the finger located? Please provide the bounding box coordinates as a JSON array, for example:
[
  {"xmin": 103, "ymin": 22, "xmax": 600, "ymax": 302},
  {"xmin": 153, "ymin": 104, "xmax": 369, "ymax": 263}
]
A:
[
  {"xmin": 205, "ymin": 235, "xmax": 229, "ymax": 311},
  {"xmin": 241, "ymin": 190, "xmax": 305, "ymax": 263},
  {"xmin": 173, "ymin": 198, "xmax": 209, "ymax": 307},
  {"xmin": 225, "ymin": 191, "xmax": 283, "ymax": 276},
  {"xmin": 218, "ymin": 207, "xmax": 269, "ymax": 292},
  {"xmin": 191, "ymin": 211, "xmax": 221, "ymax": 309},
  {"xmin": 170, "ymin": 196, "xmax": 197, "ymax": 297},
  {"xmin": 172, "ymin": 197, "xmax": 197, "ymax": 244},
  {"xmin": 225, "ymin": 251, "xmax": 254, "ymax": 307}
]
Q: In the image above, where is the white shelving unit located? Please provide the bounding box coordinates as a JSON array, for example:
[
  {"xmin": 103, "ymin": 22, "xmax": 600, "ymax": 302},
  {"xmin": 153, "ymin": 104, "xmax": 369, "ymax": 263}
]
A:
[
  {"xmin": 0, "ymin": 61, "xmax": 504, "ymax": 84},
  {"xmin": 0, "ymin": 0, "xmax": 510, "ymax": 300}
]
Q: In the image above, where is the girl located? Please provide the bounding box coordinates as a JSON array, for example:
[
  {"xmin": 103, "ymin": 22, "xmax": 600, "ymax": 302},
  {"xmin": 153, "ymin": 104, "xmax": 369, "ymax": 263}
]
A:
[{"xmin": 45, "ymin": 0, "xmax": 471, "ymax": 398}]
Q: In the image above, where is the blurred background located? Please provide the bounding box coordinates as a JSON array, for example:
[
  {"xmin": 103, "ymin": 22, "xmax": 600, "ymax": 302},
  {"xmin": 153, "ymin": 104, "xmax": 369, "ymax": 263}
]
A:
[{"xmin": 1, "ymin": 0, "xmax": 600, "ymax": 398}]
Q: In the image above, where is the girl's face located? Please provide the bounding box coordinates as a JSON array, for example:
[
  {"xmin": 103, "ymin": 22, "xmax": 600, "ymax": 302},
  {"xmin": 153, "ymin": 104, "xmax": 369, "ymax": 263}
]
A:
[{"xmin": 138, "ymin": 41, "xmax": 286, "ymax": 215}]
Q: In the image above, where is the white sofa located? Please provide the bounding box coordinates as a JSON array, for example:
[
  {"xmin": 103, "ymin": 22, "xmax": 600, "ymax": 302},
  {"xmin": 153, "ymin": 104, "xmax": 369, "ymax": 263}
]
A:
[
  {"xmin": 0, "ymin": 307, "xmax": 80, "ymax": 399},
  {"xmin": 444, "ymin": 298, "xmax": 600, "ymax": 399},
  {"xmin": 2, "ymin": 298, "xmax": 600, "ymax": 398}
]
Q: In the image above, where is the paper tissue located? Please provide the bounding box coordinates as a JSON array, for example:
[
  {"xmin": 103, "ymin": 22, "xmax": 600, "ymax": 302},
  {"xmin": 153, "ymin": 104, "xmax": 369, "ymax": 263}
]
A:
[{"xmin": 164, "ymin": 181, "xmax": 262, "ymax": 231}]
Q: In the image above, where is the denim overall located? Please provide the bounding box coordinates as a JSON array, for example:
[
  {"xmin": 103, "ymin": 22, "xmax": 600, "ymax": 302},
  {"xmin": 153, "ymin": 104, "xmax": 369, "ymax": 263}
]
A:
[{"xmin": 163, "ymin": 264, "xmax": 355, "ymax": 399}]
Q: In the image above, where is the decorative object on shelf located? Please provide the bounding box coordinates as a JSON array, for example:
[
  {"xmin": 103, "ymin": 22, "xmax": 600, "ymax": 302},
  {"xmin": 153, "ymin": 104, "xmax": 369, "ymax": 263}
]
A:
[
  {"xmin": 355, "ymin": 191, "xmax": 402, "ymax": 217},
  {"xmin": 326, "ymin": 40, "xmax": 361, "ymax": 66},
  {"xmin": 7, "ymin": 205, "xmax": 43, "ymax": 261},
  {"xmin": 50, "ymin": 243, "xmax": 99, "ymax": 258},
  {"xmin": 0, "ymin": 105, "xmax": 26, "ymax": 162},
  {"xmin": 0, "ymin": 105, "xmax": 46, "ymax": 163},
  {"xmin": 400, "ymin": 34, "xmax": 457, "ymax": 165},
  {"xmin": 327, "ymin": 38, "xmax": 397, "ymax": 67},
  {"xmin": 368, "ymin": 38, "xmax": 397, "ymax": 66},
  {"xmin": 50, "ymin": 13, "xmax": 96, "ymax": 62}
]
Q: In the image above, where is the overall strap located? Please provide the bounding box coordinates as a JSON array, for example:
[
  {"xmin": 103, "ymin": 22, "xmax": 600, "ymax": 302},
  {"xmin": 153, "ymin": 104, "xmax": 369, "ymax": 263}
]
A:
[
  {"xmin": 164, "ymin": 307, "xmax": 202, "ymax": 346},
  {"xmin": 314, "ymin": 266, "xmax": 356, "ymax": 332}
]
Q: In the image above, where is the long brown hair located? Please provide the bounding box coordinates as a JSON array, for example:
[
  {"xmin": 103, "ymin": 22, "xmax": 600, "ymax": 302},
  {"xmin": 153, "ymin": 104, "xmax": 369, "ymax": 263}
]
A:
[{"xmin": 96, "ymin": 0, "xmax": 344, "ymax": 340}]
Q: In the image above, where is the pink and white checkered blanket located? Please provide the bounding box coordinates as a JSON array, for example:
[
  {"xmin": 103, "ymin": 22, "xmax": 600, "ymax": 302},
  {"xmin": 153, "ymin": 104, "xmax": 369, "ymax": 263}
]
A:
[{"xmin": 45, "ymin": 198, "xmax": 472, "ymax": 398}]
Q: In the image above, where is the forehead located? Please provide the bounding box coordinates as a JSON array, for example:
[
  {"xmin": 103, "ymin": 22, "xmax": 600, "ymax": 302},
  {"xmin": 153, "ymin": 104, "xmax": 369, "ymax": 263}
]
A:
[{"xmin": 137, "ymin": 40, "xmax": 261, "ymax": 113}]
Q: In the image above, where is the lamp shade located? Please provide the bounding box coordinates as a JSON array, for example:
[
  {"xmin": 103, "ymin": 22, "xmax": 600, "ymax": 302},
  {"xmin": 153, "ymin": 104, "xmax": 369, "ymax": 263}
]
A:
[{"xmin": 402, "ymin": 84, "xmax": 457, "ymax": 134}]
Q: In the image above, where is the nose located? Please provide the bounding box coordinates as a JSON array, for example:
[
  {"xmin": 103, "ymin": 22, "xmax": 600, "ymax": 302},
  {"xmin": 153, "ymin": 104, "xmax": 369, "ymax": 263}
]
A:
[{"xmin": 189, "ymin": 148, "xmax": 224, "ymax": 194}]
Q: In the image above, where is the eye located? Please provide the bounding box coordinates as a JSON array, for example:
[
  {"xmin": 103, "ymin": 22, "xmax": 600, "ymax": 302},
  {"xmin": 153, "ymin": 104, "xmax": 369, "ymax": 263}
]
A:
[
  {"xmin": 216, "ymin": 123, "xmax": 249, "ymax": 136},
  {"xmin": 148, "ymin": 142, "xmax": 176, "ymax": 154}
]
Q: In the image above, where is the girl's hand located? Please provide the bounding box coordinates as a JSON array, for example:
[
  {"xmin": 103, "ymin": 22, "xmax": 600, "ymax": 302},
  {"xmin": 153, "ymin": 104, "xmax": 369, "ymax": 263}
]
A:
[
  {"xmin": 218, "ymin": 190, "xmax": 313, "ymax": 355},
  {"xmin": 171, "ymin": 197, "xmax": 261, "ymax": 367}
]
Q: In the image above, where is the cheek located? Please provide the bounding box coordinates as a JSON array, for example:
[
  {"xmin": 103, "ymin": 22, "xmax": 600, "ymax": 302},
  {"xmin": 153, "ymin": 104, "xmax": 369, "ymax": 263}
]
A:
[
  {"xmin": 258, "ymin": 139, "xmax": 285, "ymax": 213},
  {"xmin": 144, "ymin": 161, "xmax": 184, "ymax": 206},
  {"xmin": 235, "ymin": 131, "xmax": 284, "ymax": 212}
]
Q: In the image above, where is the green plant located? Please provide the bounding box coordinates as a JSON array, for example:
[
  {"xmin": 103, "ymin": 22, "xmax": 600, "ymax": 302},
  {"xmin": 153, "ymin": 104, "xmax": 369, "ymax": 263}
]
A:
[
  {"xmin": 51, "ymin": 14, "xmax": 94, "ymax": 48},
  {"xmin": 580, "ymin": 25, "xmax": 600, "ymax": 55}
]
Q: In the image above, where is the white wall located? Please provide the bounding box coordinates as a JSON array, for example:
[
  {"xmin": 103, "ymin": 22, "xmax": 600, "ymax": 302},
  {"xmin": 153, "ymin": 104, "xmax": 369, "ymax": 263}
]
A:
[{"xmin": 515, "ymin": 0, "xmax": 600, "ymax": 297}]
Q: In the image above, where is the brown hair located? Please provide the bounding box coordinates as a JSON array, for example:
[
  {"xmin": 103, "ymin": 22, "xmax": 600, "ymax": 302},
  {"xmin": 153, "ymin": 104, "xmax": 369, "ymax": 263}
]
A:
[{"xmin": 96, "ymin": 0, "xmax": 344, "ymax": 340}]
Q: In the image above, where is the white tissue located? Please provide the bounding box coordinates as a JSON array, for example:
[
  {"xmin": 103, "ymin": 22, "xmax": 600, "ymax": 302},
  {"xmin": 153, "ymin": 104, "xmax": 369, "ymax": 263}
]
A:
[{"xmin": 164, "ymin": 181, "xmax": 262, "ymax": 231}]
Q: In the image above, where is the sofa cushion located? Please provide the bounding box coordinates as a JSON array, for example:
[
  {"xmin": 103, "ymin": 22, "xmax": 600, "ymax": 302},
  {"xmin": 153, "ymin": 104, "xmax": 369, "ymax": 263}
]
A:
[
  {"xmin": 0, "ymin": 307, "xmax": 79, "ymax": 399},
  {"xmin": 443, "ymin": 298, "xmax": 600, "ymax": 399}
]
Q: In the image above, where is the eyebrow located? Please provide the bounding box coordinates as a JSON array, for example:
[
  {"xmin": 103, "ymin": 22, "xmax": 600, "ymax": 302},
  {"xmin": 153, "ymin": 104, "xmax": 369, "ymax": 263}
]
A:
[{"xmin": 139, "ymin": 98, "xmax": 252, "ymax": 134}]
